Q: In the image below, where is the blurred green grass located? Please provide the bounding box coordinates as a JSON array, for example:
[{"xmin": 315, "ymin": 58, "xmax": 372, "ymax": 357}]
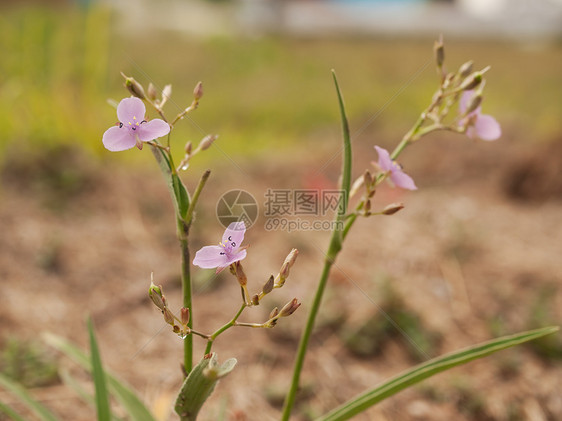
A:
[{"xmin": 1, "ymin": 4, "xmax": 561, "ymax": 164}]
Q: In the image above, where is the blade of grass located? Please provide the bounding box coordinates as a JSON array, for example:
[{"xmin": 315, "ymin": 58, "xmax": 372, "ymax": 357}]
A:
[
  {"xmin": 59, "ymin": 368, "xmax": 124, "ymax": 421},
  {"xmin": 88, "ymin": 317, "xmax": 111, "ymax": 421},
  {"xmin": 0, "ymin": 401, "xmax": 27, "ymax": 421},
  {"xmin": 318, "ymin": 326, "xmax": 559, "ymax": 421},
  {"xmin": 43, "ymin": 332, "xmax": 157, "ymax": 421},
  {"xmin": 0, "ymin": 373, "xmax": 58, "ymax": 421}
]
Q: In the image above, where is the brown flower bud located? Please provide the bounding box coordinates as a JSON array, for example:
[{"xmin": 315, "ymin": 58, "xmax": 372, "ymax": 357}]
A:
[
  {"xmin": 363, "ymin": 170, "xmax": 373, "ymax": 190},
  {"xmin": 234, "ymin": 261, "xmax": 247, "ymax": 286},
  {"xmin": 252, "ymin": 294, "xmax": 260, "ymax": 306},
  {"xmin": 180, "ymin": 307, "xmax": 190, "ymax": 325},
  {"xmin": 269, "ymin": 307, "xmax": 279, "ymax": 319},
  {"xmin": 262, "ymin": 275, "xmax": 274, "ymax": 295},
  {"xmin": 458, "ymin": 60, "xmax": 473, "ymax": 78},
  {"xmin": 434, "ymin": 36, "xmax": 444, "ymax": 68},
  {"xmin": 199, "ymin": 134, "xmax": 217, "ymax": 151},
  {"xmin": 278, "ymin": 248, "xmax": 298, "ymax": 286},
  {"xmin": 280, "ymin": 298, "xmax": 301, "ymax": 317},
  {"xmin": 184, "ymin": 141, "xmax": 193, "ymax": 155},
  {"xmin": 147, "ymin": 83, "xmax": 158, "ymax": 101},
  {"xmin": 382, "ymin": 202, "xmax": 404, "ymax": 215},
  {"xmin": 464, "ymin": 93, "xmax": 482, "ymax": 115},
  {"xmin": 149, "ymin": 282, "xmax": 166, "ymax": 311},
  {"xmin": 193, "ymin": 81, "xmax": 203, "ymax": 101},
  {"xmin": 121, "ymin": 72, "xmax": 145, "ymax": 100},
  {"xmin": 163, "ymin": 308, "xmax": 176, "ymax": 326}
]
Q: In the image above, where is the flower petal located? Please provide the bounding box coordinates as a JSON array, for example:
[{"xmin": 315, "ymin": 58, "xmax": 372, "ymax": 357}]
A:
[
  {"xmin": 137, "ymin": 119, "xmax": 170, "ymax": 142},
  {"xmin": 193, "ymin": 245, "xmax": 229, "ymax": 269},
  {"xmin": 117, "ymin": 97, "xmax": 146, "ymax": 123},
  {"xmin": 374, "ymin": 146, "xmax": 393, "ymax": 172},
  {"xmin": 102, "ymin": 126, "xmax": 135, "ymax": 151},
  {"xmin": 222, "ymin": 249, "xmax": 247, "ymax": 267},
  {"xmin": 390, "ymin": 169, "xmax": 417, "ymax": 190},
  {"xmin": 222, "ymin": 221, "xmax": 246, "ymax": 249},
  {"xmin": 475, "ymin": 114, "xmax": 501, "ymax": 141}
]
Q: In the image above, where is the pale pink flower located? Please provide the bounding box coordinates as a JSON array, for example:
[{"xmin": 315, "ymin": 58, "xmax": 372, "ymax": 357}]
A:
[
  {"xmin": 193, "ymin": 222, "xmax": 247, "ymax": 270},
  {"xmin": 374, "ymin": 146, "xmax": 417, "ymax": 191},
  {"xmin": 102, "ymin": 97, "xmax": 170, "ymax": 151},
  {"xmin": 459, "ymin": 91, "xmax": 501, "ymax": 141}
]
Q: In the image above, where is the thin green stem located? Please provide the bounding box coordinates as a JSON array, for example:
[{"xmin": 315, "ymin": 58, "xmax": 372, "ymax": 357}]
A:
[
  {"xmin": 178, "ymin": 218, "xmax": 193, "ymax": 375},
  {"xmin": 204, "ymin": 303, "xmax": 247, "ymax": 354}
]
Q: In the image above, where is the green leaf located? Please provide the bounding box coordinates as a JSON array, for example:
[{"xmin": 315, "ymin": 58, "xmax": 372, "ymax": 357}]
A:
[
  {"xmin": 318, "ymin": 326, "xmax": 559, "ymax": 421},
  {"xmin": 0, "ymin": 400, "xmax": 27, "ymax": 421},
  {"xmin": 43, "ymin": 332, "xmax": 157, "ymax": 421},
  {"xmin": 88, "ymin": 318, "xmax": 111, "ymax": 421},
  {"xmin": 331, "ymin": 70, "xmax": 351, "ymax": 218},
  {"xmin": 175, "ymin": 353, "xmax": 237, "ymax": 421},
  {"xmin": 0, "ymin": 373, "xmax": 58, "ymax": 421},
  {"xmin": 59, "ymin": 369, "xmax": 124, "ymax": 421}
]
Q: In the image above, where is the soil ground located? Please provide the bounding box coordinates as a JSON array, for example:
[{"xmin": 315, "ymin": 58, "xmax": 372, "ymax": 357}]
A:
[{"xmin": 0, "ymin": 134, "xmax": 561, "ymax": 420}]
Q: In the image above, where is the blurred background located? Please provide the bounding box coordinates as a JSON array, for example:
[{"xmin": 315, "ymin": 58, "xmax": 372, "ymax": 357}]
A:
[{"xmin": 0, "ymin": 0, "xmax": 561, "ymax": 420}]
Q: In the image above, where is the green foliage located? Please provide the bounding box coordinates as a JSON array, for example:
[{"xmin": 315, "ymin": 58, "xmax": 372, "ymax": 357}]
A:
[
  {"xmin": 88, "ymin": 318, "xmax": 111, "ymax": 421},
  {"xmin": 318, "ymin": 326, "xmax": 559, "ymax": 421},
  {"xmin": 0, "ymin": 372, "xmax": 58, "ymax": 421},
  {"xmin": 0, "ymin": 338, "xmax": 59, "ymax": 388},
  {"xmin": 43, "ymin": 332, "xmax": 157, "ymax": 421}
]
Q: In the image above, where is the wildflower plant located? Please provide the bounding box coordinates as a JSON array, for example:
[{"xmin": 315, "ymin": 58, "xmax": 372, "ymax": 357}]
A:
[{"xmin": 1, "ymin": 37, "xmax": 557, "ymax": 421}]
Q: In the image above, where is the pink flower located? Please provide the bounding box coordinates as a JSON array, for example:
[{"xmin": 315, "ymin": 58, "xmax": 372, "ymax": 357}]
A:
[
  {"xmin": 193, "ymin": 222, "xmax": 247, "ymax": 270},
  {"xmin": 102, "ymin": 97, "xmax": 170, "ymax": 151},
  {"xmin": 374, "ymin": 146, "xmax": 417, "ymax": 191},
  {"xmin": 459, "ymin": 91, "xmax": 501, "ymax": 141}
]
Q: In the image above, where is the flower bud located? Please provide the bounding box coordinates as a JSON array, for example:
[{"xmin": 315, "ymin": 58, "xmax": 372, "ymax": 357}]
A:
[
  {"xmin": 163, "ymin": 308, "xmax": 175, "ymax": 326},
  {"xmin": 458, "ymin": 60, "xmax": 473, "ymax": 78},
  {"xmin": 262, "ymin": 275, "xmax": 274, "ymax": 295},
  {"xmin": 349, "ymin": 174, "xmax": 365, "ymax": 198},
  {"xmin": 252, "ymin": 294, "xmax": 260, "ymax": 306},
  {"xmin": 434, "ymin": 36, "xmax": 444, "ymax": 68},
  {"xmin": 147, "ymin": 83, "xmax": 158, "ymax": 101},
  {"xmin": 162, "ymin": 84, "xmax": 172, "ymax": 100},
  {"xmin": 121, "ymin": 72, "xmax": 145, "ymax": 100},
  {"xmin": 280, "ymin": 298, "xmax": 301, "ymax": 317},
  {"xmin": 149, "ymin": 282, "xmax": 166, "ymax": 311},
  {"xmin": 364, "ymin": 199, "xmax": 371, "ymax": 215},
  {"xmin": 459, "ymin": 72, "xmax": 482, "ymax": 91},
  {"xmin": 269, "ymin": 307, "xmax": 279, "ymax": 319},
  {"xmin": 464, "ymin": 93, "xmax": 482, "ymax": 115},
  {"xmin": 185, "ymin": 141, "xmax": 193, "ymax": 155},
  {"xmin": 363, "ymin": 170, "xmax": 373, "ymax": 190},
  {"xmin": 199, "ymin": 134, "xmax": 217, "ymax": 151},
  {"xmin": 180, "ymin": 307, "xmax": 190, "ymax": 325},
  {"xmin": 382, "ymin": 202, "xmax": 404, "ymax": 215},
  {"xmin": 234, "ymin": 261, "xmax": 247, "ymax": 286},
  {"xmin": 278, "ymin": 248, "xmax": 298, "ymax": 286},
  {"xmin": 193, "ymin": 81, "xmax": 203, "ymax": 101}
]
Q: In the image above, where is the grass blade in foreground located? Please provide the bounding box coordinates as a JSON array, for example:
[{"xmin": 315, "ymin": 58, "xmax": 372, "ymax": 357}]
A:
[
  {"xmin": 0, "ymin": 400, "xmax": 27, "ymax": 421},
  {"xmin": 0, "ymin": 373, "xmax": 58, "ymax": 421},
  {"xmin": 88, "ymin": 318, "xmax": 111, "ymax": 421},
  {"xmin": 318, "ymin": 326, "xmax": 559, "ymax": 421},
  {"xmin": 281, "ymin": 71, "xmax": 352, "ymax": 420},
  {"xmin": 43, "ymin": 332, "xmax": 157, "ymax": 421}
]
